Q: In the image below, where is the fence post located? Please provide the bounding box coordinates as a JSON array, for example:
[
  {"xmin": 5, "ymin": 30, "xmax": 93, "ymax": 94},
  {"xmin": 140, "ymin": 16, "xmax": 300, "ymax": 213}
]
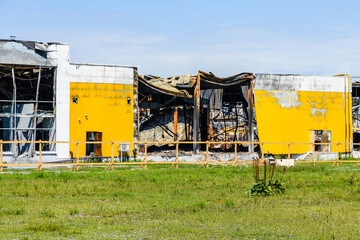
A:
[
  {"xmin": 337, "ymin": 143, "xmax": 340, "ymax": 167},
  {"xmin": 230, "ymin": 142, "xmax": 237, "ymax": 166},
  {"xmin": 312, "ymin": 142, "xmax": 316, "ymax": 167},
  {"xmin": 0, "ymin": 140, "xmax": 3, "ymax": 172},
  {"xmin": 205, "ymin": 141, "xmax": 209, "ymax": 168},
  {"xmin": 38, "ymin": 140, "xmax": 42, "ymax": 171},
  {"xmin": 73, "ymin": 142, "xmax": 79, "ymax": 171},
  {"xmin": 144, "ymin": 143, "xmax": 148, "ymax": 169},
  {"xmin": 171, "ymin": 142, "xmax": 180, "ymax": 169},
  {"xmin": 261, "ymin": 143, "xmax": 264, "ymax": 161},
  {"xmin": 176, "ymin": 142, "xmax": 179, "ymax": 169},
  {"xmin": 108, "ymin": 141, "xmax": 114, "ymax": 170},
  {"xmin": 287, "ymin": 143, "xmax": 290, "ymax": 159},
  {"xmin": 140, "ymin": 143, "xmax": 148, "ymax": 169},
  {"xmin": 113, "ymin": 141, "xmax": 116, "ymax": 170}
]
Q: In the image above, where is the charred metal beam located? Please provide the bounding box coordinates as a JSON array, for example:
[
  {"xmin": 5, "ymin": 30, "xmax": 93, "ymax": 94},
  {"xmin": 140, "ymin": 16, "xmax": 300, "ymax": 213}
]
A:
[
  {"xmin": 193, "ymin": 71, "xmax": 201, "ymax": 153},
  {"xmin": 33, "ymin": 66, "xmax": 42, "ymax": 154},
  {"xmin": 247, "ymin": 80, "xmax": 254, "ymax": 152}
]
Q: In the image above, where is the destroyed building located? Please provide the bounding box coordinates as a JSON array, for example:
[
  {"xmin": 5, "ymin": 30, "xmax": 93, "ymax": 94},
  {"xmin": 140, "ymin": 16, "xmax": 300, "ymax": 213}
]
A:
[
  {"xmin": 0, "ymin": 39, "xmax": 137, "ymax": 162},
  {"xmin": 0, "ymin": 39, "xmax": 357, "ymax": 163},
  {"xmin": 139, "ymin": 72, "xmax": 354, "ymax": 159},
  {"xmin": 138, "ymin": 71, "xmax": 256, "ymax": 153}
]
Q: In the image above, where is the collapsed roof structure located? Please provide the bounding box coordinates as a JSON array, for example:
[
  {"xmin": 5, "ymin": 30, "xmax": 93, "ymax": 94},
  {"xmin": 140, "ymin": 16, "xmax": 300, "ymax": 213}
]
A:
[{"xmin": 138, "ymin": 71, "xmax": 256, "ymax": 152}]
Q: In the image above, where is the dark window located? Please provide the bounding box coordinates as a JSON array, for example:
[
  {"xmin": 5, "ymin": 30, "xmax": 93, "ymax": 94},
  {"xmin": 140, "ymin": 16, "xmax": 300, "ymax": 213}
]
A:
[{"xmin": 86, "ymin": 132, "xmax": 102, "ymax": 156}]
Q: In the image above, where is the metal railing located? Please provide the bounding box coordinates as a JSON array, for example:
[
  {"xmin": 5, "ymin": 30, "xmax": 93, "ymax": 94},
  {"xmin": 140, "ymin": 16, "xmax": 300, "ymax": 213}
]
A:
[{"xmin": 0, "ymin": 140, "xmax": 359, "ymax": 171}]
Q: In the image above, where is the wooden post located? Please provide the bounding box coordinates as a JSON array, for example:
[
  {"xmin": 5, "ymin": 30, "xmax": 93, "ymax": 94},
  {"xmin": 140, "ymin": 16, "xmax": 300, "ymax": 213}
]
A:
[
  {"xmin": 171, "ymin": 142, "xmax": 180, "ymax": 169},
  {"xmin": 261, "ymin": 143, "xmax": 264, "ymax": 161},
  {"xmin": 312, "ymin": 142, "xmax": 316, "ymax": 167},
  {"xmin": 288, "ymin": 143, "xmax": 290, "ymax": 159},
  {"xmin": 230, "ymin": 143, "xmax": 237, "ymax": 166},
  {"xmin": 111, "ymin": 141, "xmax": 115, "ymax": 170},
  {"xmin": 176, "ymin": 142, "xmax": 179, "ymax": 169},
  {"xmin": 205, "ymin": 141, "xmax": 209, "ymax": 168},
  {"xmin": 337, "ymin": 143, "xmax": 340, "ymax": 167},
  {"xmin": 193, "ymin": 71, "xmax": 201, "ymax": 153},
  {"xmin": 38, "ymin": 140, "xmax": 42, "ymax": 171},
  {"xmin": 75, "ymin": 142, "xmax": 79, "ymax": 171},
  {"xmin": 144, "ymin": 144, "xmax": 148, "ymax": 169}
]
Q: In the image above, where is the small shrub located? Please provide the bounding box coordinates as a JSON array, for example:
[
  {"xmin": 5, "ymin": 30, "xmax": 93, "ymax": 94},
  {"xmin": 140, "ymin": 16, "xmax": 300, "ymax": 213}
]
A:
[
  {"xmin": 247, "ymin": 159, "xmax": 286, "ymax": 197},
  {"xmin": 246, "ymin": 180, "xmax": 285, "ymax": 197},
  {"xmin": 269, "ymin": 179, "xmax": 286, "ymax": 194},
  {"xmin": 246, "ymin": 180, "xmax": 272, "ymax": 196}
]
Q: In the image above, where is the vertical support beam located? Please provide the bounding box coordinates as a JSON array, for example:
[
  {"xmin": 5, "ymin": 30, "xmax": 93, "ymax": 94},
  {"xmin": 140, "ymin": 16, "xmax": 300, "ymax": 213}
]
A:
[
  {"xmin": 347, "ymin": 74, "xmax": 353, "ymax": 152},
  {"xmin": 335, "ymin": 74, "xmax": 353, "ymax": 153},
  {"xmin": 247, "ymin": 80, "xmax": 254, "ymax": 152},
  {"xmin": 133, "ymin": 68, "xmax": 139, "ymax": 153},
  {"xmin": 344, "ymin": 75, "xmax": 348, "ymax": 153},
  {"xmin": 193, "ymin": 71, "xmax": 201, "ymax": 153},
  {"xmin": 11, "ymin": 68, "xmax": 17, "ymax": 157},
  {"xmin": 208, "ymin": 102, "xmax": 213, "ymax": 144},
  {"xmin": 174, "ymin": 107, "xmax": 178, "ymax": 141},
  {"xmin": 33, "ymin": 67, "xmax": 42, "ymax": 155},
  {"xmin": 183, "ymin": 106, "xmax": 188, "ymax": 140},
  {"xmin": 51, "ymin": 68, "xmax": 57, "ymax": 152}
]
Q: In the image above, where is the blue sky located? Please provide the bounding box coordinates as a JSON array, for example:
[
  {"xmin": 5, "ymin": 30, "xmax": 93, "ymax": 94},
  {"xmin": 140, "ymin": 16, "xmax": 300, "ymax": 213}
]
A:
[{"xmin": 0, "ymin": 0, "xmax": 360, "ymax": 76}]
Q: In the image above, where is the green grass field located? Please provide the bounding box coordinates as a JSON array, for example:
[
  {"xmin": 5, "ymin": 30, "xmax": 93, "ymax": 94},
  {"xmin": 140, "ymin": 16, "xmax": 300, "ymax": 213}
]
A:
[{"xmin": 0, "ymin": 164, "xmax": 360, "ymax": 239}]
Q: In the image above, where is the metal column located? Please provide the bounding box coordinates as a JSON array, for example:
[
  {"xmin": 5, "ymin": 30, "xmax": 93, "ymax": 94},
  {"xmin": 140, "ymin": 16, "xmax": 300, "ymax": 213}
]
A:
[{"xmin": 193, "ymin": 71, "xmax": 201, "ymax": 153}]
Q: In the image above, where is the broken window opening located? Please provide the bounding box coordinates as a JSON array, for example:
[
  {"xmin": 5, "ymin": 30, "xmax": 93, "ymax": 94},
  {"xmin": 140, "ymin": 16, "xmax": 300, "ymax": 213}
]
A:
[
  {"xmin": 314, "ymin": 130, "xmax": 331, "ymax": 152},
  {"xmin": 86, "ymin": 132, "xmax": 103, "ymax": 157},
  {"xmin": 73, "ymin": 96, "xmax": 78, "ymax": 104},
  {"xmin": 0, "ymin": 65, "xmax": 56, "ymax": 158}
]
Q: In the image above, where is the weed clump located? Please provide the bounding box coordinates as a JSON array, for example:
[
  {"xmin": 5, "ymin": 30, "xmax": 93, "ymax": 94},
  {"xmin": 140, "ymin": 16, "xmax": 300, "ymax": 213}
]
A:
[
  {"xmin": 246, "ymin": 159, "xmax": 286, "ymax": 197},
  {"xmin": 246, "ymin": 179, "xmax": 285, "ymax": 196}
]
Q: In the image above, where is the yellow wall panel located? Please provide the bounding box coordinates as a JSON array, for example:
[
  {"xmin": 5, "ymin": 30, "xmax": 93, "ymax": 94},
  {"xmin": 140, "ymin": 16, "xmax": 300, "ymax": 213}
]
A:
[
  {"xmin": 69, "ymin": 82, "xmax": 134, "ymax": 158},
  {"xmin": 254, "ymin": 89, "xmax": 350, "ymax": 154}
]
